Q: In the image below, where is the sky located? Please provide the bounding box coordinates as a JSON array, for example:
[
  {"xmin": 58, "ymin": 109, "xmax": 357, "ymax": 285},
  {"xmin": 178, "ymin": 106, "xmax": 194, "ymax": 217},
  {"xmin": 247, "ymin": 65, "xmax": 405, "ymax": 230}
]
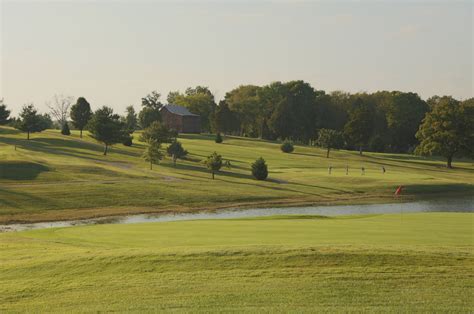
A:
[{"xmin": 0, "ymin": 0, "xmax": 472, "ymax": 115}]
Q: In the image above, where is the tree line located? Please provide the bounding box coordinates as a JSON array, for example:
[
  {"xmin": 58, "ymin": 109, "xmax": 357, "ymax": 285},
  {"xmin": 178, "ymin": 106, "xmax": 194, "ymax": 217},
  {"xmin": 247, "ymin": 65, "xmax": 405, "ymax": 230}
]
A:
[{"xmin": 0, "ymin": 80, "xmax": 472, "ymax": 168}]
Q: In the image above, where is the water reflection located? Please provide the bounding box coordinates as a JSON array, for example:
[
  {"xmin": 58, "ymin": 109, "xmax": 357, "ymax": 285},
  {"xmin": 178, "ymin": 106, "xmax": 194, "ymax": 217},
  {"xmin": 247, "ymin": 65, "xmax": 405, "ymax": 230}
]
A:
[{"xmin": 1, "ymin": 197, "xmax": 472, "ymax": 233}]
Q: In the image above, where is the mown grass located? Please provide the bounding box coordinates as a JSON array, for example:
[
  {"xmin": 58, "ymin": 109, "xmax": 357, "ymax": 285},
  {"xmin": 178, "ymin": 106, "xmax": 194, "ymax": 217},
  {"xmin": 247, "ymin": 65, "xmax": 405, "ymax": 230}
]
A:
[
  {"xmin": 0, "ymin": 213, "xmax": 472, "ymax": 312},
  {"xmin": 0, "ymin": 126, "xmax": 473, "ymax": 223}
]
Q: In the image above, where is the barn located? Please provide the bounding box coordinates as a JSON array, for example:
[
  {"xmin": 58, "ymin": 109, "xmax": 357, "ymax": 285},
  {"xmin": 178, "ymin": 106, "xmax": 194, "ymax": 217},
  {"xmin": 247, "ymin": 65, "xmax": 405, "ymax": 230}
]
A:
[{"xmin": 160, "ymin": 104, "xmax": 201, "ymax": 134}]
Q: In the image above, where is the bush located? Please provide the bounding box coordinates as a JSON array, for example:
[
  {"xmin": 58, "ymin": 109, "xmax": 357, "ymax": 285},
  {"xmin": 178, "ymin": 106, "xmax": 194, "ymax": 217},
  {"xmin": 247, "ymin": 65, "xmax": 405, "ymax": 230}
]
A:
[
  {"xmin": 251, "ymin": 157, "xmax": 268, "ymax": 180},
  {"xmin": 280, "ymin": 140, "xmax": 294, "ymax": 153},
  {"xmin": 61, "ymin": 122, "xmax": 71, "ymax": 135},
  {"xmin": 204, "ymin": 151, "xmax": 223, "ymax": 179},
  {"xmin": 122, "ymin": 135, "xmax": 133, "ymax": 146},
  {"xmin": 215, "ymin": 133, "xmax": 223, "ymax": 143}
]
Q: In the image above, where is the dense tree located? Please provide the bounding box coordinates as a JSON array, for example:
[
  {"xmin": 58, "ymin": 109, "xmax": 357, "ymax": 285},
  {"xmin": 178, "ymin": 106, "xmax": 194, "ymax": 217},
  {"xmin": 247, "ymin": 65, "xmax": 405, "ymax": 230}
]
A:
[
  {"xmin": 204, "ymin": 152, "xmax": 223, "ymax": 179},
  {"xmin": 70, "ymin": 97, "xmax": 92, "ymax": 138},
  {"xmin": 139, "ymin": 91, "xmax": 162, "ymax": 128},
  {"xmin": 166, "ymin": 139, "xmax": 187, "ymax": 166},
  {"xmin": 251, "ymin": 157, "xmax": 268, "ymax": 180},
  {"xmin": 316, "ymin": 129, "xmax": 343, "ymax": 158},
  {"xmin": 173, "ymin": 86, "xmax": 216, "ymax": 132},
  {"xmin": 14, "ymin": 104, "xmax": 49, "ymax": 140},
  {"xmin": 123, "ymin": 105, "xmax": 138, "ymax": 132},
  {"xmin": 343, "ymin": 98, "xmax": 374, "ymax": 155},
  {"xmin": 214, "ymin": 100, "xmax": 239, "ymax": 135},
  {"xmin": 383, "ymin": 92, "xmax": 428, "ymax": 152},
  {"xmin": 416, "ymin": 96, "xmax": 473, "ymax": 168},
  {"xmin": 140, "ymin": 121, "xmax": 176, "ymax": 144},
  {"xmin": 87, "ymin": 106, "xmax": 128, "ymax": 155},
  {"xmin": 225, "ymin": 85, "xmax": 261, "ymax": 136},
  {"xmin": 143, "ymin": 140, "xmax": 163, "ymax": 170},
  {"xmin": 0, "ymin": 99, "xmax": 11, "ymax": 125}
]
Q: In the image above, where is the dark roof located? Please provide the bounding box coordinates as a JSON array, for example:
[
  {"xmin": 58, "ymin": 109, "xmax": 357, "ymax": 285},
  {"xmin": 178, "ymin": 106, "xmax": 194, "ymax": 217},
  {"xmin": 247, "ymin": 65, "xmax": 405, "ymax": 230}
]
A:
[{"xmin": 161, "ymin": 104, "xmax": 199, "ymax": 116}]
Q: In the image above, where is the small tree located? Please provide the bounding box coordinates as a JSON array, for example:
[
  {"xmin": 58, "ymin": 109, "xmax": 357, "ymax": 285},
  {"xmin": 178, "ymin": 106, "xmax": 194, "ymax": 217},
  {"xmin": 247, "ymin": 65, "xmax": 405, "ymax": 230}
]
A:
[
  {"xmin": 123, "ymin": 105, "xmax": 138, "ymax": 132},
  {"xmin": 87, "ymin": 106, "xmax": 128, "ymax": 155},
  {"xmin": 0, "ymin": 99, "xmax": 11, "ymax": 125},
  {"xmin": 143, "ymin": 140, "xmax": 163, "ymax": 170},
  {"xmin": 280, "ymin": 140, "xmax": 294, "ymax": 153},
  {"xmin": 215, "ymin": 133, "xmax": 223, "ymax": 143},
  {"xmin": 140, "ymin": 121, "xmax": 177, "ymax": 144},
  {"xmin": 61, "ymin": 121, "xmax": 71, "ymax": 135},
  {"xmin": 316, "ymin": 128, "xmax": 343, "ymax": 158},
  {"xmin": 70, "ymin": 97, "xmax": 92, "ymax": 138},
  {"xmin": 204, "ymin": 151, "xmax": 223, "ymax": 179},
  {"xmin": 251, "ymin": 157, "xmax": 268, "ymax": 180},
  {"xmin": 167, "ymin": 139, "xmax": 188, "ymax": 166},
  {"xmin": 14, "ymin": 104, "xmax": 48, "ymax": 140}
]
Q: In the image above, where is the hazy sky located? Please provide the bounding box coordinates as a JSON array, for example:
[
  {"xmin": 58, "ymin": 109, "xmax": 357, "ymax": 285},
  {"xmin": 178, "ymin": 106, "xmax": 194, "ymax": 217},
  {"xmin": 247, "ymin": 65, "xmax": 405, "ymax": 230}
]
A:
[{"xmin": 1, "ymin": 0, "xmax": 472, "ymax": 115}]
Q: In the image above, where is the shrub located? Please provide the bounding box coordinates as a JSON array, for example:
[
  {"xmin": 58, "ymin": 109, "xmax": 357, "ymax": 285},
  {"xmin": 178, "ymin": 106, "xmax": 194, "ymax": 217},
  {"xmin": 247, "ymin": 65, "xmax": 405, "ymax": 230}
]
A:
[
  {"xmin": 61, "ymin": 122, "xmax": 71, "ymax": 136},
  {"xmin": 167, "ymin": 140, "xmax": 188, "ymax": 166},
  {"xmin": 122, "ymin": 135, "xmax": 133, "ymax": 146},
  {"xmin": 280, "ymin": 140, "xmax": 294, "ymax": 153},
  {"xmin": 251, "ymin": 157, "xmax": 268, "ymax": 180},
  {"xmin": 215, "ymin": 133, "xmax": 223, "ymax": 143}
]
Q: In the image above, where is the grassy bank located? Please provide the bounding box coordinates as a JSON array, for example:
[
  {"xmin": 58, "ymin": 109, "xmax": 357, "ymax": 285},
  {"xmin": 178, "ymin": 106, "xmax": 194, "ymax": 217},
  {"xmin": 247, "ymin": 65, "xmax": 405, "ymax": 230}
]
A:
[
  {"xmin": 1, "ymin": 126, "xmax": 473, "ymax": 223},
  {"xmin": 0, "ymin": 213, "xmax": 472, "ymax": 312}
]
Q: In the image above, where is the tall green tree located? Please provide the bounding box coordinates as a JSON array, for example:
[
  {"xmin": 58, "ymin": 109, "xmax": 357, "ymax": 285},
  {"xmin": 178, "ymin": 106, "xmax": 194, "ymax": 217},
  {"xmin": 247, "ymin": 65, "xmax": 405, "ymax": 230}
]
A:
[
  {"xmin": 14, "ymin": 104, "xmax": 49, "ymax": 140},
  {"xmin": 87, "ymin": 106, "xmax": 128, "ymax": 155},
  {"xmin": 143, "ymin": 140, "xmax": 163, "ymax": 170},
  {"xmin": 123, "ymin": 105, "xmax": 138, "ymax": 132},
  {"xmin": 225, "ymin": 85, "xmax": 261, "ymax": 136},
  {"xmin": 70, "ymin": 97, "xmax": 92, "ymax": 138},
  {"xmin": 204, "ymin": 152, "xmax": 223, "ymax": 179},
  {"xmin": 214, "ymin": 100, "xmax": 239, "ymax": 135},
  {"xmin": 140, "ymin": 121, "xmax": 176, "ymax": 144},
  {"xmin": 316, "ymin": 129, "xmax": 343, "ymax": 158},
  {"xmin": 138, "ymin": 91, "xmax": 162, "ymax": 128},
  {"xmin": 0, "ymin": 99, "xmax": 11, "ymax": 125},
  {"xmin": 415, "ymin": 96, "xmax": 473, "ymax": 168},
  {"xmin": 343, "ymin": 98, "xmax": 374, "ymax": 155}
]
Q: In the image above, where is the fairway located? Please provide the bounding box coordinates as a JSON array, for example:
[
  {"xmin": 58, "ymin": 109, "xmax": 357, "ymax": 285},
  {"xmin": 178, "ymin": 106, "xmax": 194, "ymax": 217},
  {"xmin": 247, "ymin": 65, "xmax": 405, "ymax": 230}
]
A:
[
  {"xmin": 1, "ymin": 213, "xmax": 472, "ymax": 312},
  {"xmin": 0, "ymin": 126, "xmax": 473, "ymax": 223}
]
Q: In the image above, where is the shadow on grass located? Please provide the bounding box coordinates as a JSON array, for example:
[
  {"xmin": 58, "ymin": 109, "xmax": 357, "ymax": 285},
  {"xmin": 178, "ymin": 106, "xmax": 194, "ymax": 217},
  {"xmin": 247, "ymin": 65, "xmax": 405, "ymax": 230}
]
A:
[{"xmin": 0, "ymin": 161, "xmax": 50, "ymax": 180}]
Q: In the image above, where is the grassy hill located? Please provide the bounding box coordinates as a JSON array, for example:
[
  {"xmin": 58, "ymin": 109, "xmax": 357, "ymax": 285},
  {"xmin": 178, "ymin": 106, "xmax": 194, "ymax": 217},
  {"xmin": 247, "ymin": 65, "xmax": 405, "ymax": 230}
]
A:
[
  {"xmin": 1, "ymin": 213, "xmax": 472, "ymax": 312},
  {"xmin": 0, "ymin": 126, "xmax": 473, "ymax": 223}
]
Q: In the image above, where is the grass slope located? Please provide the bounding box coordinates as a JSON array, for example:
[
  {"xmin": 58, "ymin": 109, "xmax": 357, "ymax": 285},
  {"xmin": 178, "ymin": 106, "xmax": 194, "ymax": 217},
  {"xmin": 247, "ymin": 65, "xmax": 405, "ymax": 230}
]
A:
[
  {"xmin": 0, "ymin": 126, "xmax": 473, "ymax": 223},
  {"xmin": 0, "ymin": 213, "xmax": 472, "ymax": 312}
]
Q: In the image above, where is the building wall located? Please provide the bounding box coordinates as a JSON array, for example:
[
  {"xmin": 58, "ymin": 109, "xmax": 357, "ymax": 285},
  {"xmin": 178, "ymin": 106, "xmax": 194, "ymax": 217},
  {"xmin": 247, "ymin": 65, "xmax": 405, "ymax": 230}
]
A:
[{"xmin": 161, "ymin": 109, "xmax": 200, "ymax": 133}]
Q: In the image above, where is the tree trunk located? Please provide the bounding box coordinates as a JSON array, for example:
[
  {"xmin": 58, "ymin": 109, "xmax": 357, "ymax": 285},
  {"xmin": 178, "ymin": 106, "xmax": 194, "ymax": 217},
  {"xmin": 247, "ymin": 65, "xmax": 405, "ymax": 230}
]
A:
[
  {"xmin": 80, "ymin": 129, "xmax": 83, "ymax": 138},
  {"xmin": 359, "ymin": 146, "xmax": 363, "ymax": 155},
  {"xmin": 27, "ymin": 131, "xmax": 30, "ymax": 140},
  {"xmin": 326, "ymin": 147, "xmax": 330, "ymax": 158},
  {"xmin": 103, "ymin": 144, "xmax": 108, "ymax": 156},
  {"xmin": 173, "ymin": 156, "xmax": 176, "ymax": 167},
  {"xmin": 447, "ymin": 155, "xmax": 453, "ymax": 169},
  {"xmin": 212, "ymin": 171, "xmax": 215, "ymax": 180},
  {"xmin": 150, "ymin": 161, "xmax": 153, "ymax": 170}
]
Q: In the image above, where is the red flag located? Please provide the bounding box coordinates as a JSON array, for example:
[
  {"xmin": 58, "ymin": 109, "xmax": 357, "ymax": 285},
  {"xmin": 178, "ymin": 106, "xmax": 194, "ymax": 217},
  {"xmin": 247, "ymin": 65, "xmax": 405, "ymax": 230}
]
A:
[{"xmin": 394, "ymin": 185, "xmax": 403, "ymax": 196}]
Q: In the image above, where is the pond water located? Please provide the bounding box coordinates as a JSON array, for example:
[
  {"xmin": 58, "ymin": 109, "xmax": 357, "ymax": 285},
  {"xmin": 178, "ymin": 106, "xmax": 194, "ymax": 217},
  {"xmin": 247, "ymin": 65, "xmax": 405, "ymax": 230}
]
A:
[{"xmin": 1, "ymin": 197, "xmax": 472, "ymax": 233}]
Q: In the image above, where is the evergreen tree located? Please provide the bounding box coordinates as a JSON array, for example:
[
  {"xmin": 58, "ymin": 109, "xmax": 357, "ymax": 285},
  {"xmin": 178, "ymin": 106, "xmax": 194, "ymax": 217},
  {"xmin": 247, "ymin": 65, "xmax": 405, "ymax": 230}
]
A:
[
  {"xmin": 0, "ymin": 99, "xmax": 11, "ymax": 125},
  {"xmin": 280, "ymin": 140, "xmax": 294, "ymax": 153},
  {"xmin": 87, "ymin": 106, "xmax": 128, "ymax": 155},
  {"xmin": 251, "ymin": 157, "xmax": 268, "ymax": 180},
  {"xmin": 61, "ymin": 121, "xmax": 71, "ymax": 135},
  {"xmin": 215, "ymin": 133, "xmax": 223, "ymax": 143},
  {"xmin": 14, "ymin": 104, "xmax": 48, "ymax": 140},
  {"xmin": 166, "ymin": 139, "xmax": 188, "ymax": 166}
]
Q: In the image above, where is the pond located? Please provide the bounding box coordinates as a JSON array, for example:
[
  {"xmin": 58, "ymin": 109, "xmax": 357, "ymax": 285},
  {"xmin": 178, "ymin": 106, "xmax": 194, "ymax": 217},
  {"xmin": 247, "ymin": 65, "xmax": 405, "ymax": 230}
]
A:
[{"xmin": 1, "ymin": 197, "xmax": 472, "ymax": 233}]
